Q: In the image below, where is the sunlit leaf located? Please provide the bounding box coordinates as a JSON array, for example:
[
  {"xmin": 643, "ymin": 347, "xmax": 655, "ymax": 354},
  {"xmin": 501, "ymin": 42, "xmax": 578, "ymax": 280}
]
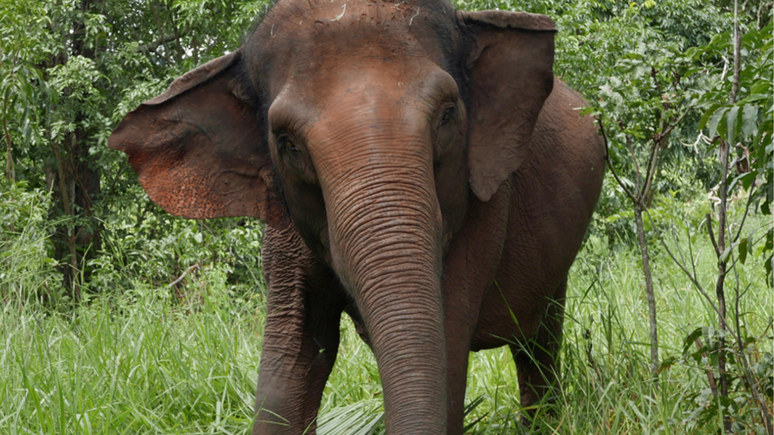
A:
[
  {"xmin": 741, "ymin": 104, "xmax": 759, "ymax": 138},
  {"xmin": 699, "ymin": 104, "xmax": 722, "ymax": 131},
  {"xmin": 723, "ymin": 105, "xmax": 739, "ymax": 145},
  {"xmin": 707, "ymin": 106, "xmax": 728, "ymax": 139}
]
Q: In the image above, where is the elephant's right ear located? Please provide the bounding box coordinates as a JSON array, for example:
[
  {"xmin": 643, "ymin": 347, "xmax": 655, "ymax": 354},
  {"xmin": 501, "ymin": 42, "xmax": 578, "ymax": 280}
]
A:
[{"xmin": 109, "ymin": 49, "xmax": 289, "ymax": 229}]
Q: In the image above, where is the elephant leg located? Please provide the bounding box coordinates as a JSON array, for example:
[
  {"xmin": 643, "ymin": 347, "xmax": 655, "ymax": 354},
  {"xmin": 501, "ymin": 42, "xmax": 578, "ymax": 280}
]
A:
[
  {"xmin": 444, "ymin": 311, "xmax": 474, "ymax": 435},
  {"xmin": 253, "ymin": 226, "xmax": 345, "ymax": 435},
  {"xmin": 509, "ymin": 277, "xmax": 566, "ymax": 420},
  {"xmin": 442, "ymin": 182, "xmax": 513, "ymax": 435}
]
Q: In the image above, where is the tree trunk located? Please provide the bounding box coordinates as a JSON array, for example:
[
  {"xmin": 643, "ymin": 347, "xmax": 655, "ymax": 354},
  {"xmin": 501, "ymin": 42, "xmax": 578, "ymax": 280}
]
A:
[
  {"xmin": 634, "ymin": 203, "xmax": 659, "ymax": 382},
  {"xmin": 49, "ymin": 0, "xmax": 102, "ymax": 297},
  {"xmin": 716, "ymin": 139, "xmax": 731, "ymax": 433},
  {"xmin": 712, "ymin": 0, "xmax": 739, "ymax": 429},
  {"xmin": 52, "ymin": 140, "xmax": 80, "ymax": 296}
]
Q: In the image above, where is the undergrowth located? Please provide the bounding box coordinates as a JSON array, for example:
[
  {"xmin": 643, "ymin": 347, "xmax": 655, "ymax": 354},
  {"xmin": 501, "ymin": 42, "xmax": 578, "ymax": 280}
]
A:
[{"xmin": 0, "ymin": 184, "xmax": 771, "ymax": 434}]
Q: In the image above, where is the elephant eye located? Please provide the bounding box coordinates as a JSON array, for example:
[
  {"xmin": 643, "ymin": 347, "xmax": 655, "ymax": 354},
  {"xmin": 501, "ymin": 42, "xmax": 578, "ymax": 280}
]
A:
[
  {"xmin": 439, "ymin": 106, "xmax": 456, "ymax": 126},
  {"xmin": 276, "ymin": 134, "xmax": 299, "ymax": 153}
]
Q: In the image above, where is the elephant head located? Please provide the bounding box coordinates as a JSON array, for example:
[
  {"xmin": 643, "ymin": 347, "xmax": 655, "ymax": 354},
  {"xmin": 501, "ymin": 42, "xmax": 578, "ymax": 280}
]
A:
[{"xmin": 109, "ymin": 1, "xmax": 555, "ymax": 432}]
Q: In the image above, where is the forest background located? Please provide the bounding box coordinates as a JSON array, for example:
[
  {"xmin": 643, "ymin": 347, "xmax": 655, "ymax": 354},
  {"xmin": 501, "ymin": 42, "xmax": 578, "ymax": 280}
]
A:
[{"xmin": 0, "ymin": 0, "xmax": 772, "ymax": 433}]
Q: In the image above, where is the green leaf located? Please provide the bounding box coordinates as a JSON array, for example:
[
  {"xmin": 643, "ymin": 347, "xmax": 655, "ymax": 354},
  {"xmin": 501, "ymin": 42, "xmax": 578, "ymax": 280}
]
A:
[
  {"xmin": 723, "ymin": 105, "xmax": 740, "ymax": 145},
  {"xmin": 719, "ymin": 246, "xmax": 732, "ymax": 263},
  {"xmin": 740, "ymin": 93, "xmax": 770, "ymax": 104},
  {"xmin": 699, "ymin": 104, "xmax": 722, "ymax": 131},
  {"xmin": 708, "ymin": 106, "xmax": 728, "ymax": 139},
  {"xmin": 741, "ymin": 171, "xmax": 758, "ymax": 190},
  {"xmin": 739, "ymin": 237, "xmax": 749, "ymax": 264},
  {"xmin": 683, "ymin": 327, "xmax": 704, "ymax": 355},
  {"xmin": 750, "ymin": 81, "xmax": 771, "ymax": 95},
  {"xmin": 659, "ymin": 356, "xmax": 678, "ymax": 373},
  {"xmin": 741, "ymin": 104, "xmax": 759, "ymax": 138},
  {"xmin": 22, "ymin": 120, "xmax": 31, "ymax": 142},
  {"xmin": 729, "ymin": 172, "xmax": 756, "ymax": 193}
]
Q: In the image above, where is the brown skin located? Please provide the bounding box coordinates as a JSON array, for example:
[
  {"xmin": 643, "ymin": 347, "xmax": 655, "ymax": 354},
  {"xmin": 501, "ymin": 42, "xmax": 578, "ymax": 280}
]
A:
[{"xmin": 109, "ymin": 1, "xmax": 604, "ymax": 433}]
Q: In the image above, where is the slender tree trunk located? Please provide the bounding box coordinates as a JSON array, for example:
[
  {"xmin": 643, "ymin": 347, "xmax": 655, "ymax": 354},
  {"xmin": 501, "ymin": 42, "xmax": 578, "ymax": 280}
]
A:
[
  {"xmin": 600, "ymin": 121, "xmax": 662, "ymax": 385},
  {"xmin": 715, "ymin": 139, "xmax": 731, "ymax": 433},
  {"xmin": 71, "ymin": 0, "xmax": 101, "ymax": 290},
  {"xmin": 47, "ymin": 0, "xmax": 102, "ymax": 297},
  {"xmin": 634, "ymin": 203, "xmax": 659, "ymax": 382},
  {"xmin": 52, "ymin": 141, "xmax": 80, "ymax": 297},
  {"xmin": 70, "ymin": 127, "xmax": 102, "ymax": 288},
  {"xmin": 711, "ymin": 1, "xmax": 740, "ymax": 430}
]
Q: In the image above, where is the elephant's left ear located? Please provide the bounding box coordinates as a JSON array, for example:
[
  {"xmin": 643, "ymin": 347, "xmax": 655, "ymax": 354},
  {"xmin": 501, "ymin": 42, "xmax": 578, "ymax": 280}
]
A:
[
  {"xmin": 109, "ymin": 48, "xmax": 289, "ymax": 229},
  {"xmin": 458, "ymin": 10, "xmax": 556, "ymax": 202}
]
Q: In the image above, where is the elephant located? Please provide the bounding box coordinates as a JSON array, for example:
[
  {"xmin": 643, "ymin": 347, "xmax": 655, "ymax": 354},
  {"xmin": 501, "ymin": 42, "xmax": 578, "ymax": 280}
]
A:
[{"xmin": 108, "ymin": 0, "xmax": 604, "ymax": 433}]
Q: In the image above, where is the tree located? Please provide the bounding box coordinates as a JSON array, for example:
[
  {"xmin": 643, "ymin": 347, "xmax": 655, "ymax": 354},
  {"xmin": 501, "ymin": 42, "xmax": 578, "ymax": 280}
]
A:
[
  {"xmin": 594, "ymin": 40, "xmax": 696, "ymax": 381},
  {"xmin": 678, "ymin": 3, "xmax": 772, "ymax": 430},
  {"xmin": 1, "ymin": 0, "xmax": 269, "ymax": 297}
]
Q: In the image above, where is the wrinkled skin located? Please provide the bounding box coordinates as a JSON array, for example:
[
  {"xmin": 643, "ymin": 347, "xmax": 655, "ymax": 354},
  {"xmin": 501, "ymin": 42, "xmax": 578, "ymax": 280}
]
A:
[{"xmin": 108, "ymin": 0, "xmax": 604, "ymax": 433}]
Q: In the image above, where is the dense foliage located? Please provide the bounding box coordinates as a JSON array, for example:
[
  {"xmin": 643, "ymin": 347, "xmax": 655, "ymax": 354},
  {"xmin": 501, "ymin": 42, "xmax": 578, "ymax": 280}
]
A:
[
  {"xmin": 1, "ymin": 0, "xmax": 772, "ymax": 433},
  {"xmin": 0, "ymin": 0, "xmax": 269, "ymax": 297}
]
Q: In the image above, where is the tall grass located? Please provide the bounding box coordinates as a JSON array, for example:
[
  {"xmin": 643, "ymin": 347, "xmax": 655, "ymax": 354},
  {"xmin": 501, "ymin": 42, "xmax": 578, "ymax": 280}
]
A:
[
  {"xmin": 1, "ymin": 186, "xmax": 771, "ymax": 434},
  {"xmin": 464, "ymin": 225, "xmax": 772, "ymax": 434},
  {"xmin": 0, "ymin": 286, "xmax": 264, "ymax": 434},
  {"xmin": 0, "ymin": 182, "xmax": 63, "ymax": 305}
]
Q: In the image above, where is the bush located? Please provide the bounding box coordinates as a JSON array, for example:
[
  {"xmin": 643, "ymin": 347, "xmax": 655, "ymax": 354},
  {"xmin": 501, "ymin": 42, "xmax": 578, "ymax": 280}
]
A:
[{"xmin": 0, "ymin": 180, "xmax": 63, "ymax": 305}]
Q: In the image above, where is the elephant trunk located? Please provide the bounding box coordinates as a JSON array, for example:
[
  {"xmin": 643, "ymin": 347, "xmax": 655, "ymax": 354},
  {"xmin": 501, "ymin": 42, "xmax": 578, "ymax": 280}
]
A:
[{"xmin": 323, "ymin": 152, "xmax": 448, "ymax": 434}]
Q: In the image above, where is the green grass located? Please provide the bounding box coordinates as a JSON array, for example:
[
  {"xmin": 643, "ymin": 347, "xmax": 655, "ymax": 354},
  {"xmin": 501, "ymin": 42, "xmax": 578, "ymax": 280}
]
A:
[
  {"xmin": 1, "ymin": 200, "xmax": 771, "ymax": 433},
  {"xmin": 0, "ymin": 286, "xmax": 262, "ymax": 434},
  {"xmin": 462, "ymin": 229, "xmax": 773, "ymax": 434}
]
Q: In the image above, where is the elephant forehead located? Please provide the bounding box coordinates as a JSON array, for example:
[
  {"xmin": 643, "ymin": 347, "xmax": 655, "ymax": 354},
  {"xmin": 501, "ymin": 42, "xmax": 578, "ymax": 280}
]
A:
[
  {"xmin": 249, "ymin": 0, "xmax": 458, "ymax": 93},
  {"xmin": 262, "ymin": 0, "xmax": 447, "ymax": 32}
]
